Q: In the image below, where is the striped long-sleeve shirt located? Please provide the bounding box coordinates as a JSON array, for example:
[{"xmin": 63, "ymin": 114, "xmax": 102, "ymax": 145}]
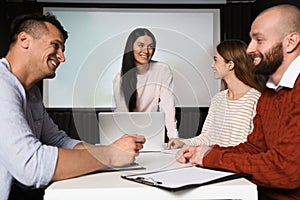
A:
[{"xmin": 183, "ymin": 88, "xmax": 261, "ymax": 147}]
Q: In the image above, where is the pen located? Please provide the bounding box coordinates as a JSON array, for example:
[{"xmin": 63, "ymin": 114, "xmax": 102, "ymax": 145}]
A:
[{"xmin": 135, "ymin": 177, "xmax": 162, "ymax": 186}]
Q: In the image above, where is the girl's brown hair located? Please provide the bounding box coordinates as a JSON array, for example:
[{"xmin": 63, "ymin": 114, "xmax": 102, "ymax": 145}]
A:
[{"xmin": 217, "ymin": 39, "xmax": 267, "ymax": 92}]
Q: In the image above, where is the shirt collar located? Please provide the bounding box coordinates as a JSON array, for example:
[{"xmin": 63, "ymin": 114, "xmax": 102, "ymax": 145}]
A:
[
  {"xmin": 0, "ymin": 58, "xmax": 11, "ymax": 72},
  {"xmin": 266, "ymin": 55, "xmax": 300, "ymax": 91}
]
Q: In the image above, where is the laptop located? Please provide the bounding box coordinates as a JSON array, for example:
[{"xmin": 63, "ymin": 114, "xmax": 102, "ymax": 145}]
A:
[{"xmin": 98, "ymin": 112, "xmax": 165, "ymax": 152}]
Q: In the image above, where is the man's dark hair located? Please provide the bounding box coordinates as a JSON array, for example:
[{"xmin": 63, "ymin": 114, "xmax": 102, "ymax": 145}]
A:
[{"xmin": 9, "ymin": 12, "xmax": 68, "ymax": 47}]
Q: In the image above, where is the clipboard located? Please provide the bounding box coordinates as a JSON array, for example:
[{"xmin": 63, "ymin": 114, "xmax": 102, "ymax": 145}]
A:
[{"xmin": 121, "ymin": 166, "xmax": 250, "ymax": 192}]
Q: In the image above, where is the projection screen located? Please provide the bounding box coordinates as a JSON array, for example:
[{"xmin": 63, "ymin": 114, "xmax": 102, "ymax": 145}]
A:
[{"xmin": 43, "ymin": 7, "xmax": 221, "ymax": 108}]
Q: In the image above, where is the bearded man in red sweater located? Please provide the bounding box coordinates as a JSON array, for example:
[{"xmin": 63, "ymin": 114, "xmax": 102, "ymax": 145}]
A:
[{"xmin": 177, "ymin": 4, "xmax": 300, "ymax": 200}]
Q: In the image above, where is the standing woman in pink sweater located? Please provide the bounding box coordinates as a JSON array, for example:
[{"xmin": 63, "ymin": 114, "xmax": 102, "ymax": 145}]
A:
[{"xmin": 113, "ymin": 28, "xmax": 179, "ymax": 139}]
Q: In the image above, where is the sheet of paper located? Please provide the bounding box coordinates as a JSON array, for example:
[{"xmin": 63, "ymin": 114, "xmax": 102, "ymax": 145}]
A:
[{"xmin": 126, "ymin": 166, "xmax": 235, "ymax": 188}]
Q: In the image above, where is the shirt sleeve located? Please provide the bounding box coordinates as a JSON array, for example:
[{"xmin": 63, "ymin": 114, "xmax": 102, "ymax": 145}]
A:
[
  {"xmin": 182, "ymin": 95, "xmax": 215, "ymax": 146},
  {"xmin": 28, "ymin": 86, "xmax": 81, "ymax": 149},
  {"xmin": 157, "ymin": 63, "xmax": 178, "ymax": 138},
  {"xmin": 0, "ymin": 78, "xmax": 57, "ymax": 188}
]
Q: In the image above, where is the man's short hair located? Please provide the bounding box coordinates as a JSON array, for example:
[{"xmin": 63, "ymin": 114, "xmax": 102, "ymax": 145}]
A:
[{"xmin": 9, "ymin": 12, "xmax": 68, "ymax": 47}]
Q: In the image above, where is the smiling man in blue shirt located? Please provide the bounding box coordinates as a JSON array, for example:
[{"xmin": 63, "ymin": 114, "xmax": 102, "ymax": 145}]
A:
[{"xmin": 0, "ymin": 12, "xmax": 145, "ymax": 200}]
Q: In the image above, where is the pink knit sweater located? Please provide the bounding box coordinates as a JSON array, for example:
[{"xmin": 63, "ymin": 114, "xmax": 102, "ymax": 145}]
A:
[{"xmin": 113, "ymin": 61, "xmax": 178, "ymax": 139}]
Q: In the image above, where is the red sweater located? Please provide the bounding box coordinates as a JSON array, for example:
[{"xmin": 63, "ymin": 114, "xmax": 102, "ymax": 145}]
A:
[{"xmin": 203, "ymin": 76, "xmax": 300, "ymax": 199}]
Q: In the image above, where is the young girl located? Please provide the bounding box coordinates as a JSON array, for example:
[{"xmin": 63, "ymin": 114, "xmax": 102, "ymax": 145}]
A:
[{"xmin": 168, "ymin": 39, "xmax": 266, "ymax": 148}]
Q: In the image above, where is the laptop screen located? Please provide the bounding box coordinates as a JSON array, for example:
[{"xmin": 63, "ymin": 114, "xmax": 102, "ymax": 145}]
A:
[{"xmin": 98, "ymin": 112, "xmax": 165, "ymax": 151}]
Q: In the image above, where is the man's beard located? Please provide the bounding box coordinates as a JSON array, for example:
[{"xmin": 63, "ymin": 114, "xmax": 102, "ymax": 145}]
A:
[{"xmin": 253, "ymin": 42, "xmax": 284, "ymax": 76}]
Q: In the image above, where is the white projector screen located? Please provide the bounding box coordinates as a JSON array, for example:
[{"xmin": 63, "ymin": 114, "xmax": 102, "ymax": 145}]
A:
[{"xmin": 43, "ymin": 7, "xmax": 221, "ymax": 108}]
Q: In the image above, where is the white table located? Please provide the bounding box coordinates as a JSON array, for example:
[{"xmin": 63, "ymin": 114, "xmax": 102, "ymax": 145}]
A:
[{"xmin": 44, "ymin": 152, "xmax": 257, "ymax": 200}]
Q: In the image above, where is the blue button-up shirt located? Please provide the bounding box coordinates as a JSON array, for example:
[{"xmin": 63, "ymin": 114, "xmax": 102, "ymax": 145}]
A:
[{"xmin": 0, "ymin": 58, "xmax": 81, "ymax": 200}]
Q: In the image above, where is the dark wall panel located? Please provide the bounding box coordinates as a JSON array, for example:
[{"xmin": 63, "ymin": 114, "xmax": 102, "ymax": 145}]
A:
[{"xmin": 0, "ymin": 1, "xmax": 9, "ymax": 57}]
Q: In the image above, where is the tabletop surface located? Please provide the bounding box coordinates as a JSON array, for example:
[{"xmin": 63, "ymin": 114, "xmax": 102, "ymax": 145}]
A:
[{"xmin": 44, "ymin": 151, "xmax": 258, "ymax": 200}]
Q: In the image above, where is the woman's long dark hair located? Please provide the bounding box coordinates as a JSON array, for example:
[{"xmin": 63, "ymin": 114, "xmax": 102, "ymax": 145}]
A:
[
  {"xmin": 217, "ymin": 39, "xmax": 267, "ymax": 92},
  {"xmin": 121, "ymin": 28, "xmax": 156, "ymax": 111}
]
